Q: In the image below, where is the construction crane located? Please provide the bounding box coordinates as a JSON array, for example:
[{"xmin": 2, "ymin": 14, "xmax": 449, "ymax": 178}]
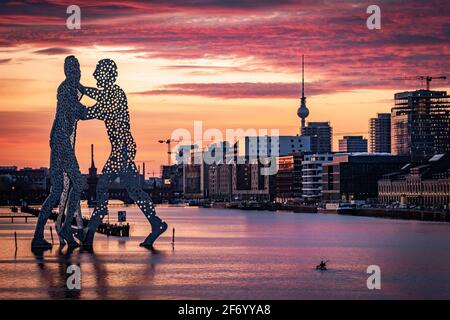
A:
[
  {"xmin": 158, "ymin": 139, "xmax": 183, "ymax": 165},
  {"xmin": 384, "ymin": 75, "xmax": 447, "ymax": 90}
]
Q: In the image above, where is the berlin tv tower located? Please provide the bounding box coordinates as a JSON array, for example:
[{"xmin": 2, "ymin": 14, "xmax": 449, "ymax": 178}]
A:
[{"xmin": 297, "ymin": 54, "xmax": 309, "ymax": 134}]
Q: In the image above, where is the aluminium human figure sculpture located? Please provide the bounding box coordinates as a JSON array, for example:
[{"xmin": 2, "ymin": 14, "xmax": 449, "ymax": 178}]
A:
[
  {"xmin": 32, "ymin": 56, "xmax": 86, "ymax": 249},
  {"xmin": 55, "ymin": 120, "xmax": 84, "ymax": 245},
  {"xmin": 79, "ymin": 59, "xmax": 167, "ymax": 247}
]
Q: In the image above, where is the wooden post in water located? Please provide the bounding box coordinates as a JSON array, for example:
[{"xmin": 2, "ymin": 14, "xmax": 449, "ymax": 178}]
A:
[
  {"xmin": 172, "ymin": 227, "xmax": 175, "ymax": 244},
  {"xmin": 49, "ymin": 226, "xmax": 54, "ymax": 244},
  {"xmin": 25, "ymin": 216, "xmax": 28, "ymax": 223},
  {"xmin": 14, "ymin": 232, "xmax": 17, "ymax": 250}
]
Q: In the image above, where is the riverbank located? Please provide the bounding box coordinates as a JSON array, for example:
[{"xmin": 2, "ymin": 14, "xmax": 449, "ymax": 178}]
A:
[
  {"xmin": 208, "ymin": 201, "xmax": 450, "ymax": 222},
  {"xmin": 339, "ymin": 207, "xmax": 450, "ymax": 222},
  {"xmin": 211, "ymin": 201, "xmax": 318, "ymax": 213}
]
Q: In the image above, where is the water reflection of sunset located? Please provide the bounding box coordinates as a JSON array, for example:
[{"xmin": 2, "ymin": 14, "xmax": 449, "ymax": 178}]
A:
[{"xmin": 1, "ymin": 207, "xmax": 450, "ymax": 299}]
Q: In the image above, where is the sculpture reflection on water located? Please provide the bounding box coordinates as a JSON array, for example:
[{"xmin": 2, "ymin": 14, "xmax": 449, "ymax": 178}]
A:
[{"xmin": 31, "ymin": 56, "xmax": 167, "ymax": 250}]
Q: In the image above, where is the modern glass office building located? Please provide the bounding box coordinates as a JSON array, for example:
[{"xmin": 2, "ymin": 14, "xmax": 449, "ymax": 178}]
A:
[
  {"xmin": 391, "ymin": 90, "xmax": 450, "ymax": 159},
  {"xmin": 369, "ymin": 113, "xmax": 391, "ymax": 153},
  {"xmin": 338, "ymin": 136, "xmax": 368, "ymax": 153},
  {"xmin": 301, "ymin": 122, "xmax": 333, "ymax": 153}
]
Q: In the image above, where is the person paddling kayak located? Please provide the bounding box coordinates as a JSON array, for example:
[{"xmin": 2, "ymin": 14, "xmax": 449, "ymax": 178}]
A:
[{"xmin": 316, "ymin": 260, "xmax": 328, "ymax": 270}]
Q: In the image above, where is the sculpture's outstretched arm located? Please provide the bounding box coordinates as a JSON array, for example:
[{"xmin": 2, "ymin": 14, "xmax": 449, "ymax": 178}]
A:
[
  {"xmin": 79, "ymin": 103, "xmax": 108, "ymax": 121},
  {"xmin": 77, "ymin": 86, "xmax": 108, "ymax": 121},
  {"xmin": 79, "ymin": 85, "xmax": 101, "ymax": 100},
  {"xmin": 66, "ymin": 86, "xmax": 90, "ymax": 121}
]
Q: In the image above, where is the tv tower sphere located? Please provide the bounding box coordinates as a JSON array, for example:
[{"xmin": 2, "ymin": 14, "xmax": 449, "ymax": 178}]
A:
[
  {"xmin": 297, "ymin": 54, "xmax": 309, "ymax": 130},
  {"xmin": 297, "ymin": 103, "xmax": 309, "ymax": 118}
]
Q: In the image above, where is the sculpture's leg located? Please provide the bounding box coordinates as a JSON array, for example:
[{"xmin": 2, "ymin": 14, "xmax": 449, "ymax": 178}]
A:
[
  {"xmin": 59, "ymin": 154, "xmax": 83, "ymax": 247},
  {"xmin": 32, "ymin": 157, "xmax": 64, "ymax": 249},
  {"xmin": 68, "ymin": 123, "xmax": 84, "ymax": 236},
  {"xmin": 73, "ymin": 202, "xmax": 84, "ymax": 240},
  {"xmin": 82, "ymin": 173, "xmax": 113, "ymax": 246},
  {"xmin": 55, "ymin": 206, "xmax": 66, "ymax": 246},
  {"xmin": 56, "ymin": 172, "xmax": 70, "ymax": 246},
  {"xmin": 123, "ymin": 172, "xmax": 167, "ymax": 247}
]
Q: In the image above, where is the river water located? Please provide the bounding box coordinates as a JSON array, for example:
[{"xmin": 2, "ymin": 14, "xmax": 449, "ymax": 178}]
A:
[{"xmin": 0, "ymin": 206, "xmax": 449, "ymax": 299}]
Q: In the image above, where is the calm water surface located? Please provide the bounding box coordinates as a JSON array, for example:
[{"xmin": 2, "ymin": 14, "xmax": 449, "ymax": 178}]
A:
[{"xmin": 0, "ymin": 206, "xmax": 449, "ymax": 299}]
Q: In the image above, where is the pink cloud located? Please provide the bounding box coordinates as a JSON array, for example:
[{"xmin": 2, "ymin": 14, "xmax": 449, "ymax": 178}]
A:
[
  {"xmin": 132, "ymin": 79, "xmax": 427, "ymax": 100},
  {"xmin": 0, "ymin": 0, "xmax": 448, "ymax": 93}
]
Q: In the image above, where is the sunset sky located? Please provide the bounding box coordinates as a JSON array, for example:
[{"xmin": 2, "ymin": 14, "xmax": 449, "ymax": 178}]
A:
[{"xmin": 0, "ymin": 0, "xmax": 449, "ymax": 175}]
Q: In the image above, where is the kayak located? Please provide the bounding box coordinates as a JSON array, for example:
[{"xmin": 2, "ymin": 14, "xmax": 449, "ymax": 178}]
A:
[{"xmin": 316, "ymin": 265, "xmax": 327, "ymax": 271}]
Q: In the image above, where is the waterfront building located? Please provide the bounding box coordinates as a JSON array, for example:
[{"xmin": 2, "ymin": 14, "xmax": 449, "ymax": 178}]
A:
[
  {"xmin": 301, "ymin": 122, "xmax": 332, "ymax": 153},
  {"xmin": 232, "ymin": 158, "xmax": 252, "ymax": 191},
  {"xmin": 145, "ymin": 177, "xmax": 163, "ymax": 189},
  {"xmin": 182, "ymin": 145, "xmax": 211, "ymax": 200},
  {"xmin": 301, "ymin": 153, "xmax": 334, "ymax": 202},
  {"xmin": 274, "ymin": 154, "xmax": 304, "ymax": 203},
  {"xmin": 391, "ymin": 90, "xmax": 450, "ymax": 158},
  {"xmin": 0, "ymin": 166, "xmax": 50, "ymax": 204},
  {"xmin": 338, "ymin": 136, "xmax": 368, "ymax": 153},
  {"xmin": 231, "ymin": 158, "xmax": 273, "ymax": 201},
  {"xmin": 204, "ymin": 141, "xmax": 232, "ymax": 163},
  {"xmin": 378, "ymin": 153, "xmax": 450, "ymax": 207},
  {"xmin": 0, "ymin": 166, "xmax": 49, "ymax": 191},
  {"xmin": 183, "ymin": 164, "xmax": 203, "ymax": 199},
  {"xmin": 322, "ymin": 154, "xmax": 409, "ymax": 202},
  {"xmin": 369, "ymin": 113, "xmax": 391, "ymax": 153},
  {"xmin": 238, "ymin": 135, "xmax": 310, "ymax": 159},
  {"xmin": 208, "ymin": 163, "xmax": 233, "ymax": 201},
  {"xmin": 161, "ymin": 164, "xmax": 183, "ymax": 196},
  {"xmin": 13, "ymin": 167, "xmax": 49, "ymax": 190},
  {"xmin": 175, "ymin": 144, "xmax": 198, "ymax": 164},
  {"xmin": 0, "ymin": 166, "xmax": 18, "ymax": 172}
]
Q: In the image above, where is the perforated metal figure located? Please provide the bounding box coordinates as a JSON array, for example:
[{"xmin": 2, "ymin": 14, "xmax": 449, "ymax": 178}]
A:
[
  {"xmin": 32, "ymin": 56, "xmax": 86, "ymax": 249},
  {"xmin": 55, "ymin": 119, "xmax": 84, "ymax": 246},
  {"xmin": 80, "ymin": 59, "xmax": 167, "ymax": 247}
]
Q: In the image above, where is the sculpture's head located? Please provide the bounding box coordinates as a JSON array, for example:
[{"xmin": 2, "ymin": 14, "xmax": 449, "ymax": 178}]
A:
[
  {"xmin": 94, "ymin": 59, "xmax": 118, "ymax": 89},
  {"xmin": 64, "ymin": 55, "xmax": 81, "ymax": 83}
]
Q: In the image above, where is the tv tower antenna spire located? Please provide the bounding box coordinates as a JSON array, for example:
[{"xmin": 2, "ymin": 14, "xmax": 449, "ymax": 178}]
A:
[
  {"xmin": 302, "ymin": 54, "xmax": 305, "ymax": 98},
  {"xmin": 297, "ymin": 54, "xmax": 309, "ymax": 134}
]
